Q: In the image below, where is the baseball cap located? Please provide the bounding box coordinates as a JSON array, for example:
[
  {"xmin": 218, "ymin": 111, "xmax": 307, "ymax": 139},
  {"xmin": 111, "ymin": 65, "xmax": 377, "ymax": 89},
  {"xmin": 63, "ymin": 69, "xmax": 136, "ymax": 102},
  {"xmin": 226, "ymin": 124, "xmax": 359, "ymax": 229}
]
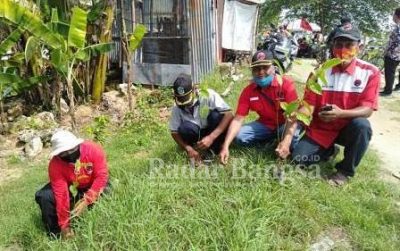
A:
[
  {"xmin": 251, "ymin": 50, "xmax": 273, "ymax": 68},
  {"xmin": 333, "ymin": 23, "xmax": 361, "ymax": 41},
  {"xmin": 173, "ymin": 74, "xmax": 194, "ymax": 106}
]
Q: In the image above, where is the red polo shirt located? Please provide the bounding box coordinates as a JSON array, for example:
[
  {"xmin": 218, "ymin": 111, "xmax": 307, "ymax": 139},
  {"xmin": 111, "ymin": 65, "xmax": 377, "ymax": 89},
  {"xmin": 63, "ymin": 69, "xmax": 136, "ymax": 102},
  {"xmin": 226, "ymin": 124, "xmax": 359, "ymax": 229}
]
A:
[
  {"xmin": 236, "ymin": 75, "xmax": 298, "ymax": 129},
  {"xmin": 49, "ymin": 140, "xmax": 109, "ymax": 230},
  {"xmin": 304, "ymin": 59, "xmax": 380, "ymax": 148}
]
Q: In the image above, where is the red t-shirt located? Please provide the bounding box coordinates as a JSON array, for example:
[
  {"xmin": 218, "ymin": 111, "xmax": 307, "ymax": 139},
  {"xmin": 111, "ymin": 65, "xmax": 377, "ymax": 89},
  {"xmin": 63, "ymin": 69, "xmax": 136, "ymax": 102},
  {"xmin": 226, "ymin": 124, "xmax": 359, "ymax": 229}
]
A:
[
  {"xmin": 49, "ymin": 140, "xmax": 109, "ymax": 229},
  {"xmin": 304, "ymin": 59, "xmax": 380, "ymax": 148},
  {"xmin": 236, "ymin": 75, "xmax": 298, "ymax": 129}
]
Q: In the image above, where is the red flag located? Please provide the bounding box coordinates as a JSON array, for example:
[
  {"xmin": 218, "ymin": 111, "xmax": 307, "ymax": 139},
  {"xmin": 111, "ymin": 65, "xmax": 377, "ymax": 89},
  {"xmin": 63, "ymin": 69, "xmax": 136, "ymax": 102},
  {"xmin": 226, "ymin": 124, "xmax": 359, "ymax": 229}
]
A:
[{"xmin": 300, "ymin": 18, "xmax": 313, "ymax": 32}]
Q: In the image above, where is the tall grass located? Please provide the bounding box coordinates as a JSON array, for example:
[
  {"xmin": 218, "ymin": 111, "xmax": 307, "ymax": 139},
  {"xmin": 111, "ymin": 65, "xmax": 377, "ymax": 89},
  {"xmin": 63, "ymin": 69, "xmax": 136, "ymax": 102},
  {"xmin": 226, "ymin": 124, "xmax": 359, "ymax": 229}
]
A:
[{"xmin": 0, "ymin": 66, "xmax": 399, "ymax": 250}]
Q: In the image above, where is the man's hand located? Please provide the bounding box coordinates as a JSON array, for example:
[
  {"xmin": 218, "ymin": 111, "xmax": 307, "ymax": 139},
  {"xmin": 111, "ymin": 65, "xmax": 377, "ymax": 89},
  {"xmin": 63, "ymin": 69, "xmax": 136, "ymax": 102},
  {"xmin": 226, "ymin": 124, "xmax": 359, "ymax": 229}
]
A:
[
  {"xmin": 196, "ymin": 135, "xmax": 214, "ymax": 150},
  {"xmin": 275, "ymin": 141, "xmax": 291, "ymax": 159},
  {"xmin": 318, "ymin": 104, "xmax": 343, "ymax": 122},
  {"xmin": 185, "ymin": 145, "xmax": 201, "ymax": 162},
  {"xmin": 71, "ymin": 198, "xmax": 88, "ymax": 218},
  {"xmin": 219, "ymin": 147, "xmax": 230, "ymax": 165},
  {"xmin": 61, "ymin": 227, "xmax": 74, "ymax": 240}
]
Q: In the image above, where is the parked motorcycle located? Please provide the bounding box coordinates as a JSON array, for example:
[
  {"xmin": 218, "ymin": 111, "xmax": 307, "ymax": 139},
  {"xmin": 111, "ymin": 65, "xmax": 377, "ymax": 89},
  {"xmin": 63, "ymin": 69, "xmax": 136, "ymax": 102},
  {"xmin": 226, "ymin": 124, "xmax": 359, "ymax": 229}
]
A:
[{"xmin": 257, "ymin": 32, "xmax": 298, "ymax": 72}]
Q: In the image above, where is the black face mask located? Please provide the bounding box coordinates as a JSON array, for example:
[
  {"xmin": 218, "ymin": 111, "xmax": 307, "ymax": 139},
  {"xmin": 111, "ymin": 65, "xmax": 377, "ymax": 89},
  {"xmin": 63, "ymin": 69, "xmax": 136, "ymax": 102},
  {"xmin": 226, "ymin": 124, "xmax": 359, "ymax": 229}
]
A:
[{"xmin": 59, "ymin": 147, "xmax": 80, "ymax": 163}]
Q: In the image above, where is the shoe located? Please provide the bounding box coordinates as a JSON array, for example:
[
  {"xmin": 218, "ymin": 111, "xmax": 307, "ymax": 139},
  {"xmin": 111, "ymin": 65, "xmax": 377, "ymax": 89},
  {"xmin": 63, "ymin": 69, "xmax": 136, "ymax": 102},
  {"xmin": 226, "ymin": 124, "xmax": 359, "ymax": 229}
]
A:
[
  {"xmin": 393, "ymin": 85, "xmax": 400, "ymax": 91},
  {"xmin": 379, "ymin": 91, "xmax": 392, "ymax": 97}
]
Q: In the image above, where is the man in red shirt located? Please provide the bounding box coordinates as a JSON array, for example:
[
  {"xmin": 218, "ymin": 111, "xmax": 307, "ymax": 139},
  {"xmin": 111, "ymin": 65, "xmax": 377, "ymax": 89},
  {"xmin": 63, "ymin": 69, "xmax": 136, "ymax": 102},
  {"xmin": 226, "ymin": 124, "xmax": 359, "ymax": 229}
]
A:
[
  {"xmin": 35, "ymin": 130, "xmax": 109, "ymax": 238},
  {"xmin": 220, "ymin": 50, "xmax": 300, "ymax": 164},
  {"xmin": 282, "ymin": 24, "xmax": 380, "ymax": 185}
]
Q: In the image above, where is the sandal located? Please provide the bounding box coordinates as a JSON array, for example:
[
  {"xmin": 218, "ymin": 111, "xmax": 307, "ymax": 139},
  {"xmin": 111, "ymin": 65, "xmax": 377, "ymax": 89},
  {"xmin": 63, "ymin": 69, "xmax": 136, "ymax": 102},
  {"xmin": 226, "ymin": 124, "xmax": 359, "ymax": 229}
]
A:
[{"xmin": 327, "ymin": 172, "xmax": 349, "ymax": 186}]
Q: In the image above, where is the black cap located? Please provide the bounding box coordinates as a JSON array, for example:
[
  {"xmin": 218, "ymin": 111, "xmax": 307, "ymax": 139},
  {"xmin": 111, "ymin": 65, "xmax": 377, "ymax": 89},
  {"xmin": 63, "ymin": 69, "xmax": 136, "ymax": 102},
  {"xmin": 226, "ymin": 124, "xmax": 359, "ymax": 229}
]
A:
[
  {"xmin": 333, "ymin": 23, "xmax": 361, "ymax": 41},
  {"xmin": 251, "ymin": 50, "xmax": 273, "ymax": 68},
  {"xmin": 173, "ymin": 74, "xmax": 194, "ymax": 105},
  {"xmin": 340, "ymin": 17, "xmax": 351, "ymax": 24}
]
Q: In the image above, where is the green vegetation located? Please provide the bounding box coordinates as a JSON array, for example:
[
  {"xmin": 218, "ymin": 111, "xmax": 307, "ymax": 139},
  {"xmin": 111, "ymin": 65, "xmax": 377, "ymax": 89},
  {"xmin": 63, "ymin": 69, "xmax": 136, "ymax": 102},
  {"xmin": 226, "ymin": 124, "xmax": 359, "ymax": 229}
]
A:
[{"xmin": 0, "ymin": 69, "xmax": 399, "ymax": 250}]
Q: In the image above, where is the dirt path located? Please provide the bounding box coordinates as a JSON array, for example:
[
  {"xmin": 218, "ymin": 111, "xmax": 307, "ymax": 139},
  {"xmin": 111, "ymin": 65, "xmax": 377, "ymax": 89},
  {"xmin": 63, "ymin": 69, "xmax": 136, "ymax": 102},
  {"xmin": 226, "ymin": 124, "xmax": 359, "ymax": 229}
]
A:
[
  {"xmin": 369, "ymin": 96, "xmax": 400, "ymax": 181},
  {"xmin": 288, "ymin": 59, "xmax": 400, "ymax": 182}
]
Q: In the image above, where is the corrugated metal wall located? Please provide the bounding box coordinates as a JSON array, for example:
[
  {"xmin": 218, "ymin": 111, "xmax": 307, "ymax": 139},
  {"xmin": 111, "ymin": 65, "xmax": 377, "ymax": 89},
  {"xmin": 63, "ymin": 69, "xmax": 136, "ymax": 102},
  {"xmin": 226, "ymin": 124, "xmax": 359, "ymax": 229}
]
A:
[
  {"xmin": 113, "ymin": 0, "xmax": 219, "ymax": 85},
  {"xmin": 188, "ymin": 0, "xmax": 216, "ymax": 84}
]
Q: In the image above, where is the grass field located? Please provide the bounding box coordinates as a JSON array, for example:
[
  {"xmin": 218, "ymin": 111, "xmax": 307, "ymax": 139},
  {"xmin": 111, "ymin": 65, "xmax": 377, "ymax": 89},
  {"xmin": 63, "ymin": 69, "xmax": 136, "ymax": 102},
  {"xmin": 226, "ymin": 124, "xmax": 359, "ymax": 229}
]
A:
[{"xmin": 0, "ymin": 67, "xmax": 399, "ymax": 250}]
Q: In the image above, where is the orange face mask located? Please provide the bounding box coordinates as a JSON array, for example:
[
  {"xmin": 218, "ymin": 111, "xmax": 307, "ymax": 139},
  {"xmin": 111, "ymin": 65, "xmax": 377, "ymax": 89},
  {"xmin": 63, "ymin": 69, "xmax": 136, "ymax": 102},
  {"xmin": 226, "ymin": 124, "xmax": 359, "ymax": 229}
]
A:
[{"xmin": 333, "ymin": 47, "xmax": 358, "ymax": 60}]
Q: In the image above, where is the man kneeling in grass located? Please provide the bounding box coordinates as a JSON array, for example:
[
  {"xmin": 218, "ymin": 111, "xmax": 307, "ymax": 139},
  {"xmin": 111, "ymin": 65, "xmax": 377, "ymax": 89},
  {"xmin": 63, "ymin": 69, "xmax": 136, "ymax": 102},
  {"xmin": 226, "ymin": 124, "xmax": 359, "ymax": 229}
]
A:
[
  {"xmin": 169, "ymin": 74, "xmax": 233, "ymax": 165},
  {"xmin": 35, "ymin": 130, "xmax": 110, "ymax": 239},
  {"xmin": 219, "ymin": 50, "xmax": 301, "ymax": 165},
  {"xmin": 280, "ymin": 24, "xmax": 380, "ymax": 186}
]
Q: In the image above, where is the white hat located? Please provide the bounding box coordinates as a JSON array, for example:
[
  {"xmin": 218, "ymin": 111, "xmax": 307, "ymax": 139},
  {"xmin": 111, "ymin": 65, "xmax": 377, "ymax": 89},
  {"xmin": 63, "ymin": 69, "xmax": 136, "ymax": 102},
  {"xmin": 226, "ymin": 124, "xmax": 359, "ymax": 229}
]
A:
[{"xmin": 50, "ymin": 130, "xmax": 84, "ymax": 157}]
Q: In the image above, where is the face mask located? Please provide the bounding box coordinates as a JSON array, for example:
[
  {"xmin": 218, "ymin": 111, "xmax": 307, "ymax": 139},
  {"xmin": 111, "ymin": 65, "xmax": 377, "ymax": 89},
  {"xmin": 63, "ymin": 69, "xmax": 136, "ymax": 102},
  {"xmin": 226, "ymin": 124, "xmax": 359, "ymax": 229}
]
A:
[
  {"xmin": 177, "ymin": 95, "xmax": 198, "ymax": 110},
  {"xmin": 254, "ymin": 75, "xmax": 274, "ymax": 88},
  {"xmin": 333, "ymin": 47, "xmax": 358, "ymax": 61},
  {"xmin": 60, "ymin": 148, "xmax": 80, "ymax": 163},
  {"xmin": 178, "ymin": 101, "xmax": 193, "ymax": 110}
]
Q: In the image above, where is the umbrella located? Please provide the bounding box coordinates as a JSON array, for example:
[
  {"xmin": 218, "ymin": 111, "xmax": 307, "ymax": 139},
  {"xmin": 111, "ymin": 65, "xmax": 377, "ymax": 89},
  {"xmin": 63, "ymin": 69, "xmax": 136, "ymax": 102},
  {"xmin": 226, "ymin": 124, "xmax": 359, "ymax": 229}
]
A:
[{"xmin": 286, "ymin": 19, "xmax": 321, "ymax": 32}]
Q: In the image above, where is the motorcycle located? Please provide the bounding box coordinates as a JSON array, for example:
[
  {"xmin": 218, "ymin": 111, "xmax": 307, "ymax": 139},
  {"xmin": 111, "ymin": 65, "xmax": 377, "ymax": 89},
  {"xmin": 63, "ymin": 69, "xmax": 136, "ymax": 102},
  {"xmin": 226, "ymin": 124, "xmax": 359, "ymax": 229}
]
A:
[{"xmin": 257, "ymin": 32, "xmax": 298, "ymax": 73}]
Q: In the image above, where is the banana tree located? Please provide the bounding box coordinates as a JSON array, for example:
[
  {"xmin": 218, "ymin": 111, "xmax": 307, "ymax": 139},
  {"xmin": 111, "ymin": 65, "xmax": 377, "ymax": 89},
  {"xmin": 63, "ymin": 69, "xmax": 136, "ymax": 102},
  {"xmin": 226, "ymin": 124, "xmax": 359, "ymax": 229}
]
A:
[
  {"xmin": 0, "ymin": 66, "xmax": 47, "ymax": 133},
  {"xmin": 2, "ymin": 0, "xmax": 114, "ymax": 128},
  {"xmin": 49, "ymin": 6, "xmax": 114, "ymax": 129},
  {"xmin": 120, "ymin": 0, "xmax": 146, "ymax": 111},
  {"xmin": 92, "ymin": 0, "xmax": 115, "ymax": 104}
]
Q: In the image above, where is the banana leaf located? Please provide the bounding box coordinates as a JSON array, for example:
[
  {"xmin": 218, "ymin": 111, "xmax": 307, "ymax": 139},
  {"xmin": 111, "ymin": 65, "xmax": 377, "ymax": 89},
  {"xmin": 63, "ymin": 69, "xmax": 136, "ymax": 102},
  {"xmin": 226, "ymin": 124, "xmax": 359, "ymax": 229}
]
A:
[
  {"xmin": 68, "ymin": 7, "xmax": 87, "ymax": 49},
  {"xmin": 0, "ymin": 0, "xmax": 63, "ymax": 49},
  {"xmin": 0, "ymin": 29, "xmax": 22, "ymax": 55},
  {"xmin": 129, "ymin": 24, "xmax": 146, "ymax": 52}
]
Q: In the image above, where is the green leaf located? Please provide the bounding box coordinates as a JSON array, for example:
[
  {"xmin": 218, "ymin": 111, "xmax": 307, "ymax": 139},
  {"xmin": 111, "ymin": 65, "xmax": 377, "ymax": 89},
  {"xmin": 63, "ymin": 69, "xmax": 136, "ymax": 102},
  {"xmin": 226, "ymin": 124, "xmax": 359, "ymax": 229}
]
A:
[
  {"xmin": 129, "ymin": 24, "xmax": 146, "ymax": 51},
  {"xmin": 296, "ymin": 112, "xmax": 312, "ymax": 126},
  {"xmin": 75, "ymin": 49, "xmax": 90, "ymax": 61},
  {"xmin": 51, "ymin": 8, "xmax": 59, "ymax": 24},
  {"xmin": 0, "ymin": 74, "xmax": 46, "ymax": 98},
  {"xmin": 9, "ymin": 75, "xmax": 46, "ymax": 94},
  {"xmin": 199, "ymin": 103, "xmax": 209, "ymax": 120},
  {"xmin": 75, "ymin": 43, "xmax": 115, "ymax": 61},
  {"xmin": 316, "ymin": 69, "xmax": 328, "ymax": 85},
  {"xmin": 320, "ymin": 58, "xmax": 342, "ymax": 71},
  {"xmin": 87, "ymin": 1, "xmax": 106, "ymax": 22},
  {"xmin": 0, "ymin": 73, "xmax": 22, "ymax": 84},
  {"xmin": 51, "ymin": 49, "xmax": 68, "ymax": 73},
  {"xmin": 82, "ymin": 43, "xmax": 115, "ymax": 54},
  {"xmin": 200, "ymin": 88, "xmax": 209, "ymax": 98},
  {"xmin": 307, "ymin": 81, "xmax": 322, "ymax": 95},
  {"xmin": 0, "ymin": 29, "xmax": 22, "ymax": 55},
  {"xmin": 25, "ymin": 36, "xmax": 39, "ymax": 63},
  {"xmin": 283, "ymin": 101, "xmax": 299, "ymax": 116},
  {"xmin": 0, "ymin": 0, "xmax": 63, "ymax": 49},
  {"xmin": 280, "ymin": 101, "xmax": 288, "ymax": 111},
  {"xmin": 68, "ymin": 7, "xmax": 88, "ymax": 49},
  {"xmin": 69, "ymin": 183, "xmax": 78, "ymax": 198}
]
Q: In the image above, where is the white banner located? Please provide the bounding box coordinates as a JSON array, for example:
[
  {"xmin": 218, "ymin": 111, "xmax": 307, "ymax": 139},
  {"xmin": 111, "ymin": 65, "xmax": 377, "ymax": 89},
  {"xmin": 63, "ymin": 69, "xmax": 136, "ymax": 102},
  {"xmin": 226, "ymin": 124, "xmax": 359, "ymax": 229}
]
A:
[{"xmin": 222, "ymin": 1, "xmax": 258, "ymax": 51}]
